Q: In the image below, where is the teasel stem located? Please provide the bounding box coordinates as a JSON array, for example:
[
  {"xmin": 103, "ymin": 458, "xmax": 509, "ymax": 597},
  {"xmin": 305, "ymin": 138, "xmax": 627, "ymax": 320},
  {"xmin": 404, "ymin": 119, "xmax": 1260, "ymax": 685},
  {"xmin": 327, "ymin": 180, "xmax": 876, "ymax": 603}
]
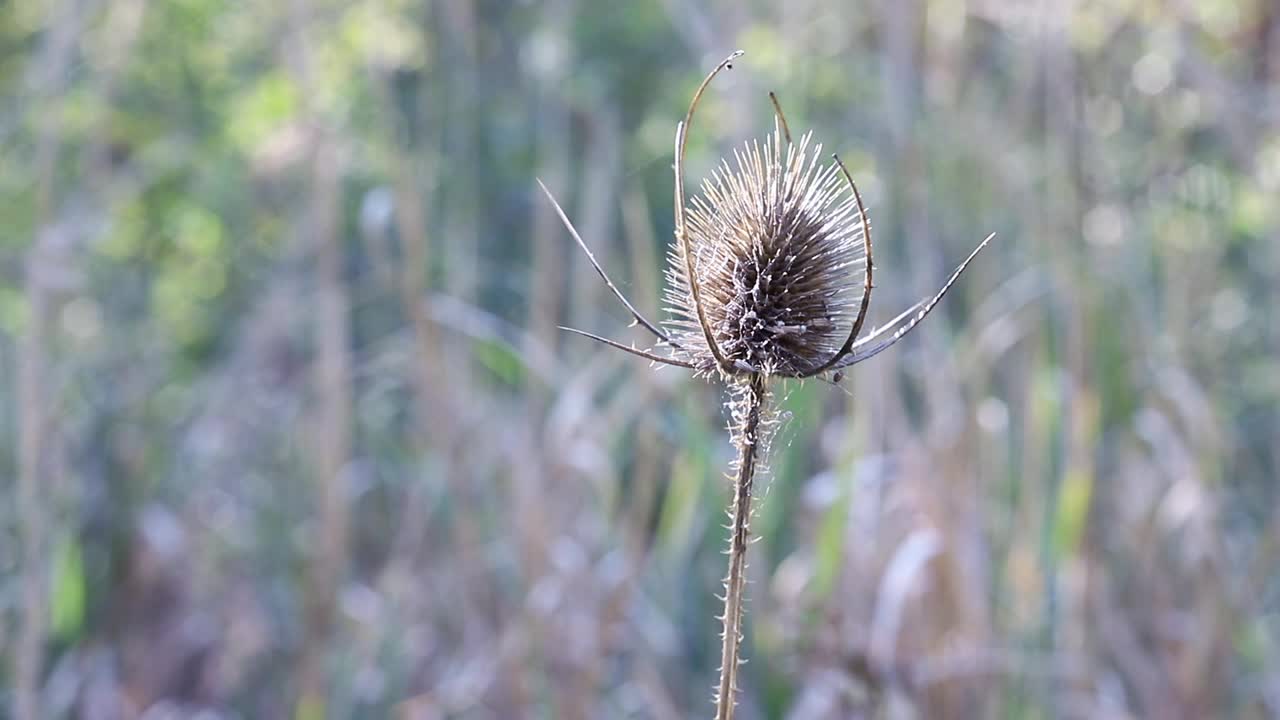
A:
[{"xmin": 716, "ymin": 371, "xmax": 767, "ymax": 720}]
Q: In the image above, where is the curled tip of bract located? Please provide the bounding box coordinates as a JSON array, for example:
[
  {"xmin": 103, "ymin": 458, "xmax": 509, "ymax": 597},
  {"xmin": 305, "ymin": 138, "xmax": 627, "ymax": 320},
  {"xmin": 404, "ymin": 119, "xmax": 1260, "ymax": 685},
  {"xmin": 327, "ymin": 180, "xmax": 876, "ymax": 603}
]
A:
[{"xmin": 665, "ymin": 128, "xmax": 870, "ymax": 378}]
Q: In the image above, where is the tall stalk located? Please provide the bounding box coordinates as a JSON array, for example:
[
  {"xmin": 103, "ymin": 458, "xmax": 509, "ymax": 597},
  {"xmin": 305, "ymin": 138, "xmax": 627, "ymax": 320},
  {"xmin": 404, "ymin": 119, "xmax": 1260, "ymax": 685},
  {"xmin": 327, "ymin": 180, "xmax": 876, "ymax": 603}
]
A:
[{"xmin": 716, "ymin": 373, "xmax": 767, "ymax": 720}]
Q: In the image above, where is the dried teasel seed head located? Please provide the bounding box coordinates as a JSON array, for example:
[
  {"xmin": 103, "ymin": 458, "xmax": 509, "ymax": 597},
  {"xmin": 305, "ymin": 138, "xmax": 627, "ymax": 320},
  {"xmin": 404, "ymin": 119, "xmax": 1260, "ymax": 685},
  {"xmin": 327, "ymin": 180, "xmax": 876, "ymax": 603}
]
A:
[{"xmin": 665, "ymin": 126, "xmax": 870, "ymax": 377}]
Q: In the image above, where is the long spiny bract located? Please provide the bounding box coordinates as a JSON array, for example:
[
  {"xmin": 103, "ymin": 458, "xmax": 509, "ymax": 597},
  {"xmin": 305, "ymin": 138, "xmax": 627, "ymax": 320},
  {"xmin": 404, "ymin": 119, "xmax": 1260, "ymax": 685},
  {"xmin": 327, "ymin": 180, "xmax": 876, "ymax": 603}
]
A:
[
  {"xmin": 665, "ymin": 128, "xmax": 869, "ymax": 378},
  {"xmin": 832, "ymin": 231, "xmax": 996, "ymax": 367}
]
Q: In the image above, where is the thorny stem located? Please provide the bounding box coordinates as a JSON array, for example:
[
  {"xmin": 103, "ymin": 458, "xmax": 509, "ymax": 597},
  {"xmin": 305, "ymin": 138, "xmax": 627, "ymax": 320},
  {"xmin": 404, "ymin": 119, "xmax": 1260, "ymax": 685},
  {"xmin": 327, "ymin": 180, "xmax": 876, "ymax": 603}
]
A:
[{"xmin": 716, "ymin": 372, "xmax": 767, "ymax": 720}]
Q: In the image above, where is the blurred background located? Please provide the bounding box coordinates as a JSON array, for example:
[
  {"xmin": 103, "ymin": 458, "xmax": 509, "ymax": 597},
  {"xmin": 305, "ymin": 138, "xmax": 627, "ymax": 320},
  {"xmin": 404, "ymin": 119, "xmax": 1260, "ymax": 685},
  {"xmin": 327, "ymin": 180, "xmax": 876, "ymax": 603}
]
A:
[{"xmin": 3, "ymin": 0, "xmax": 1279, "ymax": 718}]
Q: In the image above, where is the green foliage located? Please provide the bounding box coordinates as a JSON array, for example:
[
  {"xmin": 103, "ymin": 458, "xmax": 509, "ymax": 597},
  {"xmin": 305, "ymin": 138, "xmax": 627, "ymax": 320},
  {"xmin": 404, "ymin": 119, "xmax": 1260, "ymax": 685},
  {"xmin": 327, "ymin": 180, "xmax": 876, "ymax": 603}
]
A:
[{"xmin": 49, "ymin": 537, "xmax": 85, "ymax": 641}]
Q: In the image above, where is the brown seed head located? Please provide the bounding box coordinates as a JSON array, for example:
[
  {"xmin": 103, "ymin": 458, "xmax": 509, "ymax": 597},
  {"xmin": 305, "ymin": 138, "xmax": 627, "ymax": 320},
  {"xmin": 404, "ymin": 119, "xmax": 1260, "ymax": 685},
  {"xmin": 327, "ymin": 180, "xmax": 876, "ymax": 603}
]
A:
[{"xmin": 665, "ymin": 127, "xmax": 869, "ymax": 377}]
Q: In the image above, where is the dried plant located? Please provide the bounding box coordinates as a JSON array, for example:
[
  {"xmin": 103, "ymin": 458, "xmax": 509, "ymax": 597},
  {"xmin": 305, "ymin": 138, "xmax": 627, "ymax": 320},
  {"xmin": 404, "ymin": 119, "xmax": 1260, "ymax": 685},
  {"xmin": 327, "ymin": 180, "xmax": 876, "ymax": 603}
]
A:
[{"xmin": 539, "ymin": 51, "xmax": 993, "ymax": 720}]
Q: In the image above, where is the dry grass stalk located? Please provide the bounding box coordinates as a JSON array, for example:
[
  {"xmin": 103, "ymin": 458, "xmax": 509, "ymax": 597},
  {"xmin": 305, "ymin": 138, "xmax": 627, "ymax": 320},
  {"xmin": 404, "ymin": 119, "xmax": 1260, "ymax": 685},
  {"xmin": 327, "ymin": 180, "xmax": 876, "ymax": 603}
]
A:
[
  {"xmin": 540, "ymin": 51, "xmax": 993, "ymax": 719},
  {"xmin": 14, "ymin": 2, "xmax": 84, "ymax": 716},
  {"xmin": 286, "ymin": 0, "xmax": 352, "ymax": 710}
]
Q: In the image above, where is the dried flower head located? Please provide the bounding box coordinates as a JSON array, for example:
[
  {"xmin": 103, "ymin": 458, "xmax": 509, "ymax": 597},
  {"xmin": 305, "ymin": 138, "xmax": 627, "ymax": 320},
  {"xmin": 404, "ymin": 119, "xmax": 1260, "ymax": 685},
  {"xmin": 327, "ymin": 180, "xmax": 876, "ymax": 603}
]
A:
[
  {"xmin": 537, "ymin": 50, "xmax": 994, "ymax": 720},
  {"xmin": 665, "ymin": 127, "xmax": 870, "ymax": 376},
  {"xmin": 540, "ymin": 51, "xmax": 991, "ymax": 381}
]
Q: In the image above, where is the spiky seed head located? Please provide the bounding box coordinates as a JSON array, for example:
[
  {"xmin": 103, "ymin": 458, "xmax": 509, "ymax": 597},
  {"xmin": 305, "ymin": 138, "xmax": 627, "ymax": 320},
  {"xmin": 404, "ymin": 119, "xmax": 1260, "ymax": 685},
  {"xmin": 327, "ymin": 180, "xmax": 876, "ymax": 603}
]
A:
[{"xmin": 665, "ymin": 127, "xmax": 869, "ymax": 377}]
